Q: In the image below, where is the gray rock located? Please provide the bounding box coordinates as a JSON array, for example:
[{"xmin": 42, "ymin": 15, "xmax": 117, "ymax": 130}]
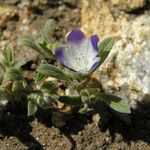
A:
[{"xmin": 96, "ymin": 15, "xmax": 150, "ymax": 108}]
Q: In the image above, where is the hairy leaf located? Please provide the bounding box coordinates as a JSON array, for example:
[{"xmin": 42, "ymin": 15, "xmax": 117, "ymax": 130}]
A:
[
  {"xmin": 80, "ymin": 89, "xmax": 89, "ymax": 104},
  {"xmin": 35, "ymin": 72, "xmax": 46, "ymax": 83},
  {"xmin": 18, "ymin": 39, "xmax": 45, "ymax": 55},
  {"xmin": 41, "ymin": 81, "xmax": 58, "ymax": 93},
  {"xmin": 101, "ymin": 94, "xmax": 131, "ymax": 114},
  {"xmin": 63, "ymin": 68, "xmax": 89, "ymax": 80},
  {"xmin": 14, "ymin": 60, "xmax": 26, "ymax": 69},
  {"xmin": 27, "ymin": 100, "xmax": 37, "ymax": 116},
  {"xmin": 79, "ymin": 103, "xmax": 89, "ymax": 114},
  {"xmin": 3, "ymin": 68, "xmax": 23, "ymax": 83},
  {"xmin": 0, "ymin": 62, "xmax": 5, "ymax": 74},
  {"xmin": 37, "ymin": 64, "xmax": 67, "ymax": 80},
  {"xmin": 2, "ymin": 50, "xmax": 13, "ymax": 66},
  {"xmin": 43, "ymin": 19, "xmax": 55, "ymax": 44},
  {"xmin": 12, "ymin": 81, "xmax": 24, "ymax": 92},
  {"xmin": 80, "ymin": 88, "xmax": 100, "ymax": 104},
  {"xmin": 99, "ymin": 37, "xmax": 114, "ymax": 57},
  {"xmin": 98, "ymin": 37, "xmax": 114, "ymax": 64}
]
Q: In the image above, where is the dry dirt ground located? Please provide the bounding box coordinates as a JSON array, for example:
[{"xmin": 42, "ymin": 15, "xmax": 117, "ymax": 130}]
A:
[{"xmin": 0, "ymin": 0, "xmax": 150, "ymax": 150}]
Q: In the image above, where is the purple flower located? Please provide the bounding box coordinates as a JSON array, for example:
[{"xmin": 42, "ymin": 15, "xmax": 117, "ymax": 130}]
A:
[{"xmin": 55, "ymin": 29, "xmax": 100, "ymax": 73}]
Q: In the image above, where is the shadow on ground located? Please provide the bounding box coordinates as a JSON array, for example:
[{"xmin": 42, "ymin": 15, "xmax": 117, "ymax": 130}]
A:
[{"xmin": 0, "ymin": 102, "xmax": 150, "ymax": 149}]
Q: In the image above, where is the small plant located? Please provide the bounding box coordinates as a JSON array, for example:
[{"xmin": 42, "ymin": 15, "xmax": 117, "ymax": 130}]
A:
[
  {"xmin": 0, "ymin": 48, "xmax": 57, "ymax": 116},
  {"xmin": 0, "ymin": 48, "xmax": 27, "ymax": 113},
  {"xmin": 17, "ymin": 20, "xmax": 131, "ymax": 116}
]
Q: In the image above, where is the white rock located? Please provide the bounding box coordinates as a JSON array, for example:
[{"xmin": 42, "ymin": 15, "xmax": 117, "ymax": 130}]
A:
[{"xmin": 97, "ymin": 15, "xmax": 150, "ymax": 108}]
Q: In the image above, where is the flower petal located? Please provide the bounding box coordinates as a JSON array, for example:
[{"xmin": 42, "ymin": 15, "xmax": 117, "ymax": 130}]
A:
[
  {"xmin": 90, "ymin": 57, "xmax": 100, "ymax": 71},
  {"xmin": 55, "ymin": 32, "xmax": 100, "ymax": 73},
  {"xmin": 55, "ymin": 47, "xmax": 64, "ymax": 64},
  {"xmin": 55, "ymin": 46, "xmax": 76, "ymax": 71},
  {"xmin": 67, "ymin": 29, "xmax": 86, "ymax": 43},
  {"xmin": 90, "ymin": 34, "xmax": 99, "ymax": 52}
]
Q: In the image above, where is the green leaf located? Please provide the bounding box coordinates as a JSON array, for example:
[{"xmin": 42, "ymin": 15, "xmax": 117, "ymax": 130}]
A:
[
  {"xmin": 79, "ymin": 103, "xmax": 89, "ymax": 114},
  {"xmin": 99, "ymin": 37, "xmax": 114, "ymax": 57},
  {"xmin": 37, "ymin": 64, "xmax": 67, "ymax": 80},
  {"xmin": 35, "ymin": 60, "xmax": 47, "ymax": 83},
  {"xmin": 18, "ymin": 39, "xmax": 45, "ymax": 55},
  {"xmin": 12, "ymin": 81, "xmax": 23, "ymax": 92},
  {"xmin": 28, "ymin": 92, "xmax": 44, "ymax": 108},
  {"xmin": 59, "ymin": 96, "xmax": 82, "ymax": 106},
  {"xmin": 14, "ymin": 60, "xmax": 26, "ymax": 69},
  {"xmin": 80, "ymin": 89, "xmax": 89, "ymax": 104},
  {"xmin": 36, "ymin": 37, "xmax": 45, "ymax": 45},
  {"xmin": 0, "ymin": 62, "xmax": 5, "ymax": 74},
  {"xmin": 35, "ymin": 42, "xmax": 50, "ymax": 57},
  {"xmin": 22, "ymin": 79, "xmax": 28, "ymax": 88},
  {"xmin": 35, "ymin": 96, "xmax": 44, "ymax": 107},
  {"xmin": 35, "ymin": 38, "xmax": 54, "ymax": 59},
  {"xmin": 98, "ymin": 37, "xmax": 114, "ymax": 64},
  {"xmin": 101, "ymin": 94, "xmax": 131, "ymax": 114},
  {"xmin": 43, "ymin": 19, "xmax": 55, "ymax": 44},
  {"xmin": 3, "ymin": 50, "xmax": 13, "ymax": 63},
  {"xmin": 41, "ymin": 81, "xmax": 58, "ymax": 93},
  {"xmin": 27, "ymin": 100, "xmax": 38, "ymax": 116},
  {"xmin": 35, "ymin": 72, "xmax": 46, "ymax": 83},
  {"xmin": 46, "ymin": 42, "xmax": 61, "ymax": 54},
  {"xmin": 63, "ymin": 68, "xmax": 89, "ymax": 80},
  {"xmin": 2, "ymin": 49, "xmax": 13, "ymax": 66},
  {"xmin": 3, "ymin": 68, "xmax": 23, "ymax": 83},
  {"xmin": 80, "ymin": 88, "xmax": 100, "ymax": 104}
]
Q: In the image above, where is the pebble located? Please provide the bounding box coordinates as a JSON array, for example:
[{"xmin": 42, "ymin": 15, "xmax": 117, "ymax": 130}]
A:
[
  {"xmin": 3, "ymin": 30, "xmax": 11, "ymax": 39},
  {"xmin": 0, "ymin": 6, "xmax": 17, "ymax": 28},
  {"xmin": 92, "ymin": 113, "xmax": 101, "ymax": 126}
]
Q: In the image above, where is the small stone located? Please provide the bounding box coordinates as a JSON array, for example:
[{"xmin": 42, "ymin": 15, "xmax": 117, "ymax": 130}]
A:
[
  {"xmin": 3, "ymin": 31, "xmax": 11, "ymax": 39},
  {"xmin": 65, "ymin": 88, "xmax": 78, "ymax": 96},
  {"xmin": 115, "ymin": 134, "xmax": 123, "ymax": 143},
  {"xmin": 57, "ymin": 88, "xmax": 65, "ymax": 96},
  {"xmin": 45, "ymin": 77, "xmax": 56, "ymax": 82},
  {"xmin": 62, "ymin": 105, "xmax": 72, "ymax": 113},
  {"xmin": 92, "ymin": 113, "xmax": 100, "ymax": 126},
  {"xmin": 6, "ymin": 21, "xmax": 16, "ymax": 31},
  {"xmin": 0, "ymin": 6, "xmax": 17, "ymax": 28},
  {"xmin": 57, "ymin": 101, "xmax": 64, "ymax": 109},
  {"xmin": 58, "ymin": 5, "xmax": 66, "ymax": 11}
]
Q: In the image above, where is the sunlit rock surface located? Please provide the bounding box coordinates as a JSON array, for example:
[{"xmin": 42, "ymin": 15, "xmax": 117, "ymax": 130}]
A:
[
  {"xmin": 81, "ymin": 0, "xmax": 150, "ymax": 108},
  {"xmin": 111, "ymin": 0, "xmax": 147, "ymax": 12},
  {"xmin": 97, "ymin": 15, "xmax": 150, "ymax": 108},
  {"xmin": 81, "ymin": 0, "xmax": 123, "ymax": 39}
]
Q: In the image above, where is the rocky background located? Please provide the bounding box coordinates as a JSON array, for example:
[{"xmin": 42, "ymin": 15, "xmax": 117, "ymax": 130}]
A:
[
  {"xmin": 81, "ymin": 0, "xmax": 150, "ymax": 109},
  {"xmin": 0, "ymin": 0, "xmax": 150, "ymax": 150}
]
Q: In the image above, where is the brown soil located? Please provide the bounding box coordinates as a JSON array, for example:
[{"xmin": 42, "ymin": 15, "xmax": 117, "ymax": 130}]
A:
[{"xmin": 0, "ymin": 0, "xmax": 150, "ymax": 150}]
